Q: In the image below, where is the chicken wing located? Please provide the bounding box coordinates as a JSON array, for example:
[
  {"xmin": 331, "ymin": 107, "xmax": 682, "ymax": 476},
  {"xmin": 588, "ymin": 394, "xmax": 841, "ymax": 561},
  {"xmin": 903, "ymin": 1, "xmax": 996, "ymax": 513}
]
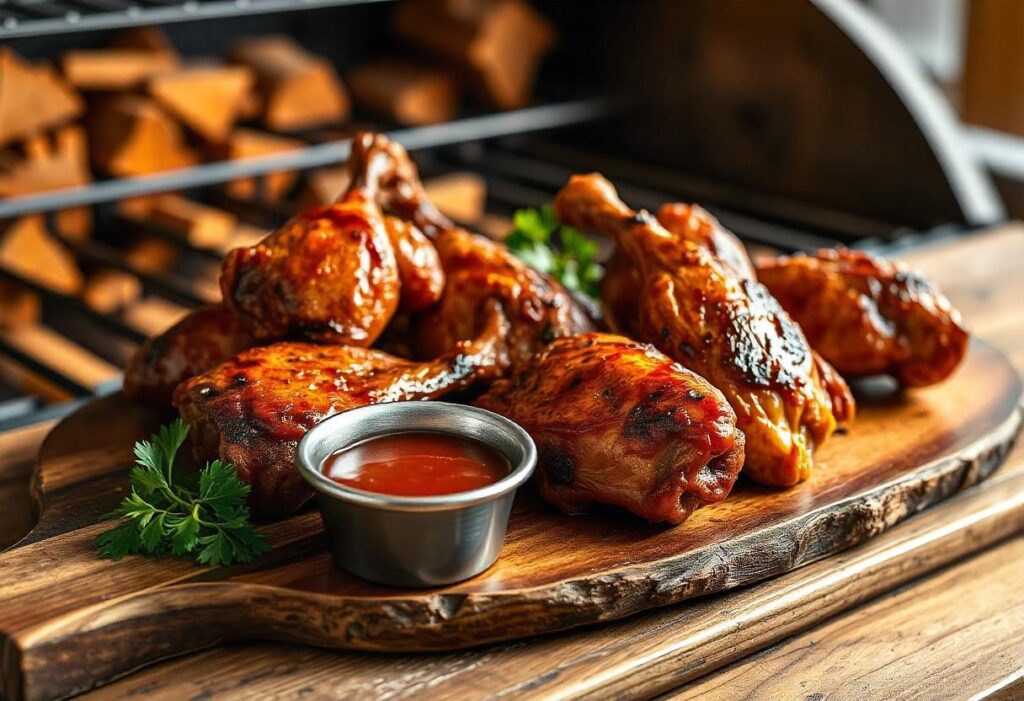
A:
[
  {"xmin": 475, "ymin": 333, "xmax": 744, "ymax": 523},
  {"xmin": 555, "ymin": 173, "xmax": 843, "ymax": 487},
  {"xmin": 174, "ymin": 304, "xmax": 509, "ymax": 517},
  {"xmin": 122, "ymin": 305, "xmax": 259, "ymax": 407},
  {"xmin": 756, "ymin": 248, "xmax": 969, "ymax": 387}
]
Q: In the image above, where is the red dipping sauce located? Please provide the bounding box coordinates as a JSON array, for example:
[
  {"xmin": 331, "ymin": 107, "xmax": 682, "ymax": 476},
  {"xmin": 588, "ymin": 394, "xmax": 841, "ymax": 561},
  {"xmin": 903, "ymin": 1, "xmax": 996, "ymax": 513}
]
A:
[{"xmin": 322, "ymin": 432, "xmax": 510, "ymax": 497}]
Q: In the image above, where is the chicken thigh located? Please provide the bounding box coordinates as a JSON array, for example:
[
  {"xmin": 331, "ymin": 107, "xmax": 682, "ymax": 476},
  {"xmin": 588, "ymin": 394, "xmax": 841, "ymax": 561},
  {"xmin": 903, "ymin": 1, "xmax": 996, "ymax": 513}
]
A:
[{"xmin": 476, "ymin": 333, "xmax": 744, "ymax": 523}]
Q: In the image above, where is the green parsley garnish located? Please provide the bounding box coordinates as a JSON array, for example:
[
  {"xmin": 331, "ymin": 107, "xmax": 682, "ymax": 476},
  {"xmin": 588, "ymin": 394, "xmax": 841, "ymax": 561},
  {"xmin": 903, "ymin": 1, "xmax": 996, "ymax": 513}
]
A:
[
  {"xmin": 504, "ymin": 204, "xmax": 604, "ymax": 300},
  {"xmin": 97, "ymin": 419, "xmax": 269, "ymax": 567}
]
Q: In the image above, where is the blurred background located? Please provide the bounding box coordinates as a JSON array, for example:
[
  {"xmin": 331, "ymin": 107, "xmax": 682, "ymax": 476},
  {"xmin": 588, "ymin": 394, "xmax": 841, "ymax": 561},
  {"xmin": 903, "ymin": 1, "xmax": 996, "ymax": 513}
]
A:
[{"xmin": 0, "ymin": 0, "xmax": 1019, "ymax": 436}]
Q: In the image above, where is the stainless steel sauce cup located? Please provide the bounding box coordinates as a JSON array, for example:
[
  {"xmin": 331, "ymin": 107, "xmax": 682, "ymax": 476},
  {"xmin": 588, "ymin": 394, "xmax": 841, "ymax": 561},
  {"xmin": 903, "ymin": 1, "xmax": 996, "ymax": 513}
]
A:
[{"xmin": 296, "ymin": 401, "xmax": 537, "ymax": 587}]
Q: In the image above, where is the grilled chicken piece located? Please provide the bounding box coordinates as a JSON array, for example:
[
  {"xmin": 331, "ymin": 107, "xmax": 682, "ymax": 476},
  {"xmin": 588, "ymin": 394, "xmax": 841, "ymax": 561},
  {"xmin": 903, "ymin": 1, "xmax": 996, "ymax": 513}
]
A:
[
  {"xmin": 219, "ymin": 186, "xmax": 399, "ymax": 345},
  {"xmin": 602, "ymin": 203, "xmax": 754, "ymax": 335},
  {"xmin": 175, "ymin": 305, "xmax": 509, "ymax": 517},
  {"xmin": 415, "ymin": 226, "xmax": 596, "ymax": 366},
  {"xmin": 220, "ymin": 133, "xmax": 447, "ymax": 344},
  {"xmin": 384, "ymin": 215, "xmax": 444, "ymax": 313},
  {"xmin": 123, "ymin": 305, "xmax": 259, "ymax": 407},
  {"xmin": 476, "ymin": 333, "xmax": 744, "ymax": 524},
  {"xmin": 756, "ymin": 248, "xmax": 969, "ymax": 387},
  {"xmin": 555, "ymin": 173, "xmax": 844, "ymax": 487},
  {"xmin": 345, "ymin": 134, "xmax": 595, "ymax": 365},
  {"xmin": 656, "ymin": 203, "xmax": 756, "ymax": 280}
]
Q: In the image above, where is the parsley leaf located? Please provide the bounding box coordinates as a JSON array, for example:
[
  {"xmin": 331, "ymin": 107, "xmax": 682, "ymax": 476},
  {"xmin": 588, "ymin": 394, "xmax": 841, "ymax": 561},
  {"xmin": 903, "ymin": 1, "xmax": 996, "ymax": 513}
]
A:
[
  {"xmin": 504, "ymin": 204, "xmax": 605, "ymax": 300},
  {"xmin": 97, "ymin": 419, "xmax": 269, "ymax": 567}
]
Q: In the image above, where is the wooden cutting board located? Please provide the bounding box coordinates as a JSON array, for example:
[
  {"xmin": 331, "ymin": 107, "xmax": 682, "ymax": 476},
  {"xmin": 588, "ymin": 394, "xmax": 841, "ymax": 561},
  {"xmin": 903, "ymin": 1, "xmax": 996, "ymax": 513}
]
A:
[{"xmin": 1, "ymin": 340, "xmax": 1021, "ymax": 701}]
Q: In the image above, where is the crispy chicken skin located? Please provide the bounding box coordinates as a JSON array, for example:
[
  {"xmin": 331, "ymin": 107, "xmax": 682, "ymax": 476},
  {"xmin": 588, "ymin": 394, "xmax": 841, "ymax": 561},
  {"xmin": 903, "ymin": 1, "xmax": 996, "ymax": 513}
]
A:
[
  {"xmin": 123, "ymin": 305, "xmax": 259, "ymax": 407},
  {"xmin": 345, "ymin": 132, "xmax": 445, "ymax": 313},
  {"xmin": 476, "ymin": 333, "xmax": 744, "ymax": 524},
  {"xmin": 174, "ymin": 305, "xmax": 509, "ymax": 517},
  {"xmin": 756, "ymin": 248, "xmax": 970, "ymax": 387},
  {"xmin": 555, "ymin": 173, "xmax": 843, "ymax": 487}
]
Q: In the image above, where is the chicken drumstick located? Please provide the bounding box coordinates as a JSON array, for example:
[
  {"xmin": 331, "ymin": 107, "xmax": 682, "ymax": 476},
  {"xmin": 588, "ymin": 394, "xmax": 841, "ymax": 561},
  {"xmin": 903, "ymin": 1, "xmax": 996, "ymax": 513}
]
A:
[{"xmin": 555, "ymin": 173, "xmax": 845, "ymax": 487}]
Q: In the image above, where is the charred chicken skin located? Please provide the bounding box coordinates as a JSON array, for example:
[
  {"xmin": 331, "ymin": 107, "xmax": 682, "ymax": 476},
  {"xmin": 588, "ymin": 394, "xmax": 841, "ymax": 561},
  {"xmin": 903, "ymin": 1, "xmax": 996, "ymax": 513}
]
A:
[
  {"xmin": 756, "ymin": 248, "xmax": 970, "ymax": 387},
  {"xmin": 555, "ymin": 173, "xmax": 845, "ymax": 487},
  {"xmin": 219, "ymin": 192, "xmax": 399, "ymax": 345},
  {"xmin": 476, "ymin": 333, "xmax": 744, "ymax": 523},
  {"xmin": 123, "ymin": 305, "xmax": 259, "ymax": 407},
  {"xmin": 174, "ymin": 305, "xmax": 509, "ymax": 517},
  {"xmin": 605, "ymin": 200, "xmax": 856, "ymax": 428}
]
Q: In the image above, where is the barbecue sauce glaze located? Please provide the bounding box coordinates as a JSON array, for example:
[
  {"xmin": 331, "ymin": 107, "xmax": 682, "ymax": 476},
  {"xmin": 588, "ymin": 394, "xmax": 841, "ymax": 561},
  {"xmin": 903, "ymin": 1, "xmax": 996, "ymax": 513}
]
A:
[{"xmin": 322, "ymin": 432, "xmax": 510, "ymax": 496}]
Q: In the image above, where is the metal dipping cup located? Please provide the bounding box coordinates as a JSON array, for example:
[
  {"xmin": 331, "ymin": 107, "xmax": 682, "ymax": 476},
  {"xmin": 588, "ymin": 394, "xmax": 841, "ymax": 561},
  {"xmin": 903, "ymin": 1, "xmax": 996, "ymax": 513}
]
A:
[{"xmin": 296, "ymin": 402, "xmax": 537, "ymax": 587}]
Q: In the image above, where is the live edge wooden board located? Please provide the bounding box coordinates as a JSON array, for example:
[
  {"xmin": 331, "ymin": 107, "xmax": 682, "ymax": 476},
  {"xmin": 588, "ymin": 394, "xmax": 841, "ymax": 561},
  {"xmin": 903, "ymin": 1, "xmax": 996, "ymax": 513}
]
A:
[{"xmin": 1, "ymin": 341, "xmax": 1021, "ymax": 701}]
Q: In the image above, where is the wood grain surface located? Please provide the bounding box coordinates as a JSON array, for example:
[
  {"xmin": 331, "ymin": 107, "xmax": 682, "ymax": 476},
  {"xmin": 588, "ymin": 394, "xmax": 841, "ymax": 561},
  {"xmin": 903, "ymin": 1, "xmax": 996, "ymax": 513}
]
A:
[{"xmin": 2, "ymin": 228, "xmax": 1024, "ymax": 701}]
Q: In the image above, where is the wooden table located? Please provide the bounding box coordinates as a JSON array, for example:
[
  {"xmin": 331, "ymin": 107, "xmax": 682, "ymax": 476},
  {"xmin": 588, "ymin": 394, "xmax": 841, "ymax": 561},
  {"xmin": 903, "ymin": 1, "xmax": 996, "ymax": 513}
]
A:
[{"xmin": 2, "ymin": 227, "xmax": 1023, "ymax": 700}]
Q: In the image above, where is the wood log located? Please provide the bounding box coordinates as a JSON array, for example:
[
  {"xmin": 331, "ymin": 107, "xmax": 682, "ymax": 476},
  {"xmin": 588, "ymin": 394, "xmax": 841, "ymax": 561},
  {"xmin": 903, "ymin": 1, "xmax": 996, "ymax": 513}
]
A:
[
  {"xmin": 122, "ymin": 296, "xmax": 190, "ymax": 337},
  {"xmin": 140, "ymin": 194, "xmax": 238, "ymax": 249},
  {"xmin": 82, "ymin": 268, "xmax": 142, "ymax": 314},
  {"xmin": 424, "ymin": 171, "xmax": 487, "ymax": 222},
  {"xmin": 347, "ymin": 59, "xmax": 458, "ymax": 125},
  {"xmin": 88, "ymin": 95, "xmax": 197, "ymax": 176},
  {"xmin": 109, "ymin": 27, "xmax": 179, "ymax": 62},
  {"xmin": 0, "ymin": 324, "xmax": 119, "ymax": 394},
  {"xmin": 125, "ymin": 237, "xmax": 180, "ymax": 274},
  {"xmin": 0, "ymin": 281, "xmax": 40, "ymax": 329},
  {"xmin": 394, "ymin": 0, "xmax": 555, "ymax": 109},
  {"xmin": 0, "ymin": 49, "xmax": 83, "ymax": 147},
  {"xmin": 216, "ymin": 128, "xmax": 304, "ymax": 201},
  {"xmin": 0, "ymin": 126, "xmax": 89, "ymax": 195},
  {"xmin": 0, "ymin": 126, "xmax": 93, "ymax": 240},
  {"xmin": 229, "ymin": 36, "xmax": 349, "ymax": 131},
  {"xmin": 61, "ymin": 49, "xmax": 178, "ymax": 91},
  {"xmin": 0, "ymin": 216, "xmax": 83, "ymax": 294},
  {"xmin": 298, "ymin": 165, "xmax": 351, "ymax": 209},
  {"xmin": 148, "ymin": 64, "xmax": 254, "ymax": 143},
  {"xmin": 236, "ymin": 89, "xmax": 263, "ymax": 121},
  {"xmin": 221, "ymin": 223, "xmax": 270, "ymax": 253}
]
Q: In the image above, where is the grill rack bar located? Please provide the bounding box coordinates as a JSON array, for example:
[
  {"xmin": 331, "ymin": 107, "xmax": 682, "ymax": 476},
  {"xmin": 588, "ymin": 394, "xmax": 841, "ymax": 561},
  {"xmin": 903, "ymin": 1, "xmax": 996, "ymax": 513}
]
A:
[{"xmin": 0, "ymin": 0, "xmax": 393, "ymax": 39}]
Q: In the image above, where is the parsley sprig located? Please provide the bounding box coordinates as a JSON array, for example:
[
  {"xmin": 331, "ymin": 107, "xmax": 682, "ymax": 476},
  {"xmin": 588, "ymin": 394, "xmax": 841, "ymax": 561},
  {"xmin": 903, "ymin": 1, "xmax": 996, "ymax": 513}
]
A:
[
  {"xmin": 504, "ymin": 204, "xmax": 604, "ymax": 300},
  {"xmin": 97, "ymin": 419, "xmax": 269, "ymax": 566}
]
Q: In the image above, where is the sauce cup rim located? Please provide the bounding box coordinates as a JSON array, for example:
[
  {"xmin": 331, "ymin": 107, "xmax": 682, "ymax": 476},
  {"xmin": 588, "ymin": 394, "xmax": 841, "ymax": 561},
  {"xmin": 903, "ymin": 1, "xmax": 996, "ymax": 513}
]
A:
[{"xmin": 296, "ymin": 402, "xmax": 537, "ymax": 512}]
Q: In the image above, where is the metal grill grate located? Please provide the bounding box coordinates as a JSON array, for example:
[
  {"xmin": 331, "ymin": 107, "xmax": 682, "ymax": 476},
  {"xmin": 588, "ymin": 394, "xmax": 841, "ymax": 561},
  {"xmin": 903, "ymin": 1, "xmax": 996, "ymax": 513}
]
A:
[{"xmin": 0, "ymin": 0, "xmax": 392, "ymax": 38}]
